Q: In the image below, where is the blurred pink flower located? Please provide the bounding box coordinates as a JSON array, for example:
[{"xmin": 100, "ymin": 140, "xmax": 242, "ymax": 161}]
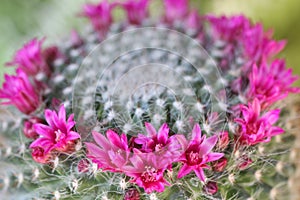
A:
[
  {"xmin": 206, "ymin": 15, "xmax": 250, "ymax": 41},
  {"xmin": 6, "ymin": 38, "xmax": 49, "ymax": 76},
  {"xmin": 123, "ymin": 152, "xmax": 170, "ymax": 193},
  {"xmin": 186, "ymin": 10, "xmax": 202, "ymax": 30},
  {"xmin": 30, "ymin": 105, "xmax": 80, "ymax": 162},
  {"xmin": 0, "ymin": 69, "xmax": 40, "ymax": 114},
  {"xmin": 163, "ymin": 0, "xmax": 189, "ymax": 23},
  {"xmin": 82, "ymin": 0, "xmax": 115, "ymax": 38},
  {"xmin": 177, "ymin": 124, "xmax": 224, "ymax": 181},
  {"xmin": 247, "ymin": 60, "xmax": 300, "ymax": 108},
  {"xmin": 121, "ymin": 0, "xmax": 150, "ymax": 25},
  {"xmin": 242, "ymin": 24, "xmax": 286, "ymax": 63},
  {"xmin": 85, "ymin": 130, "xmax": 130, "ymax": 172},
  {"xmin": 235, "ymin": 99, "xmax": 284, "ymax": 146}
]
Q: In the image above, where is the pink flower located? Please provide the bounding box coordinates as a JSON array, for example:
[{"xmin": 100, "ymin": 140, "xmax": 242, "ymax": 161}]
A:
[
  {"xmin": 135, "ymin": 123, "xmax": 185, "ymax": 154},
  {"xmin": 242, "ymin": 24, "xmax": 286, "ymax": 63},
  {"xmin": 23, "ymin": 117, "xmax": 42, "ymax": 139},
  {"xmin": 163, "ymin": 0, "xmax": 189, "ymax": 23},
  {"xmin": 6, "ymin": 38, "xmax": 49, "ymax": 76},
  {"xmin": 85, "ymin": 130, "xmax": 129, "ymax": 172},
  {"xmin": 186, "ymin": 10, "xmax": 202, "ymax": 30},
  {"xmin": 0, "ymin": 69, "xmax": 40, "ymax": 114},
  {"xmin": 203, "ymin": 181, "xmax": 218, "ymax": 195},
  {"xmin": 82, "ymin": 0, "xmax": 115, "ymax": 38},
  {"xmin": 123, "ymin": 152, "xmax": 170, "ymax": 193},
  {"xmin": 247, "ymin": 60, "xmax": 300, "ymax": 108},
  {"xmin": 177, "ymin": 124, "xmax": 224, "ymax": 181},
  {"xmin": 212, "ymin": 157, "xmax": 228, "ymax": 172},
  {"xmin": 30, "ymin": 105, "xmax": 80, "ymax": 163},
  {"xmin": 121, "ymin": 0, "xmax": 150, "ymax": 25},
  {"xmin": 235, "ymin": 99, "xmax": 284, "ymax": 146},
  {"xmin": 206, "ymin": 15, "xmax": 250, "ymax": 41}
]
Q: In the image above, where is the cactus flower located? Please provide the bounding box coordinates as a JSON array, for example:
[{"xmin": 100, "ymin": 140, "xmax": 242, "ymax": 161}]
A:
[
  {"xmin": 0, "ymin": 69, "xmax": 40, "ymax": 114},
  {"xmin": 177, "ymin": 124, "xmax": 224, "ymax": 181},
  {"xmin": 30, "ymin": 105, "xmax": 80, "ymax": 162},
  {"xmin": 121, "ymin": 0, "xmax": 150, "ymax": 25},
  {"xmin": 247, "ymin": 60, "xmax": 300, "ymax": 108},
  {"xmin": 85, "ymin": 130, "xmax": 130, "ymax": 172},
  {"xmin": 163, "ymin": 0, "xmax": 189, "ymax": 23},
  {"xmin": 235, "ymin": 99, "xmax": 284, "ymax": 146},
  {"xmin": 123, "ymin": 152, "xmax": 170, "ymax": 193},
  {"xmin": 6, "ymin": 38, "xmax": 49, "ymax": 76}
]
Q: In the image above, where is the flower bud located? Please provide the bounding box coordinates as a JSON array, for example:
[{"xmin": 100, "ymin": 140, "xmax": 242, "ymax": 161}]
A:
[
  {"xmin": 23, "ymin": 117, "xmax": 42, "ymax": 139},
  {"xmin": 203, "ymin": 181, "xmax": 218, "ymax": 195},
  {"xmin": 124, "ymin": 188, "xmax": 140, "ymax": 200},
  {"xmin": 212, "ymin": 157, "xmax": 228, "ymax": 172},
  {"xmin": 77, "ymin": 159, "xmax": 90, "ymax": 173},
  {"xmin": 238, "ymin": 156, "xmax": 252, "ymax": 170},
  {"xmin": 217, "ymin": 131, "xmax": 230, "ymax": 150}
]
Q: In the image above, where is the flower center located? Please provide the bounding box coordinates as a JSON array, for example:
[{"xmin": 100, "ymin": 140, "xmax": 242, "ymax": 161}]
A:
[
  {"xmin": 141, "ymin": 166, "xmax": 158, "ymax": 183},
  {"xmin": 187, "ymin": 151, "xmax": 202, "ymax": 166},
  {"xmin": 54, "ymin": 129, "xmax": 64, "ymax": 142},
  {"xmin": 247, "ymin": 123, "xmax": 258, "ymax": 135},
  {"xmin": 155, "ymin": 143, "xmax": 163, "ymax": 151}
]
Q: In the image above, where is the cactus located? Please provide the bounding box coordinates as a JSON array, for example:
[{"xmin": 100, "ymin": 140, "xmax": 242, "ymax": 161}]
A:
[{"xmin": 0, "ymin": 0, "xmax": 299, "ymax": 199}]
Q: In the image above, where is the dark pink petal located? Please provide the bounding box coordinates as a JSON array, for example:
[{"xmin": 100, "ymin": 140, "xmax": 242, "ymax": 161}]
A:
[
  {"xmin": 157, "ymin": 123, "xmax": 169, "ymax": 144},
  {"xmin": 194, "ymin": 168, "xmax": 206, "ymax": 182},
  {"xmin": 177, "ymin": 163, "xmax": 192, "ymax": 178},
  {"xmin": 206, "ymin": 152, "xmax": 224, "ymax": 163},
  {"xmin": 33, "ymin": 124, "xmax": 54, "ymax": 139}
]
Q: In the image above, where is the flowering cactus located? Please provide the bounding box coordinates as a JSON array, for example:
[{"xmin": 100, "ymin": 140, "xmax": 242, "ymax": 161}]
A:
[{"xmin": 0, "ymin": 0, "xmax": 299, "ymax": 199}]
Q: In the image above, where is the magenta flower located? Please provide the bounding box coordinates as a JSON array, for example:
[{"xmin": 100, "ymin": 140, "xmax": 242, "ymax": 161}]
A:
[
  {"xmin": 186, "ymin": 10, "xmax": 202, "ymax": 30},
  {"xmin": 6, "ymin": 38, "xmax": 49, "ymax": 76},
  {"xmin": 134, "ymin": 123, "xmax": 186, "ymax": 161},
  {"xmin": 242, "ymin": 23, "xmax": 286, "ymax": 63},
  {"xmin": 235, "ymin": 99, "xmax": 284, "ymax": 146},
  {"xmin": 0, "ymin": 69, "xmax": 40, "ymax": 114},
  {"xmin": 163, "ymin": 0, "xmax": 189, "ymax": 23},
  {"xmin": 82, "ymin": 0, "xmax": 115, "ymax": 38},
  {"xmin": 247, "ymin": 60, "xmax": 300, "ymax": 108},
  {"xmin": 177, "ymin": 124, "xmax": 224, "ymax": 181},
  {"xmin": 206, "ymin": 15, "xmax": 250, "ymax": 41},
  {"xmin": 30, "ymin": 105, "xmax": 80, "ymax": 162},
  {"xmin": 121, "ymin": 0, "xmax": 149, "ymax": 25},
  {"xmin": 85, "ymin": 130, "xmax": 129, "ymax": 172},
  {"xmin": 123, "ymin": 152, "xmax": 170, "ymax": 193}
]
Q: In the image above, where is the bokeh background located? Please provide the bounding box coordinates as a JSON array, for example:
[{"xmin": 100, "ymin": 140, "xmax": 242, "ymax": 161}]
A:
[{"xmin": 0, "ymin": 0, "xmax": 299, "ymax": 85}]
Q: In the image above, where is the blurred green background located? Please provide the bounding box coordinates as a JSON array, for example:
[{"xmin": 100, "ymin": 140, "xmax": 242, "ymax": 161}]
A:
[{"xmin": 0, "ymin": 0, "xmax": 299, "ymax": 85}]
